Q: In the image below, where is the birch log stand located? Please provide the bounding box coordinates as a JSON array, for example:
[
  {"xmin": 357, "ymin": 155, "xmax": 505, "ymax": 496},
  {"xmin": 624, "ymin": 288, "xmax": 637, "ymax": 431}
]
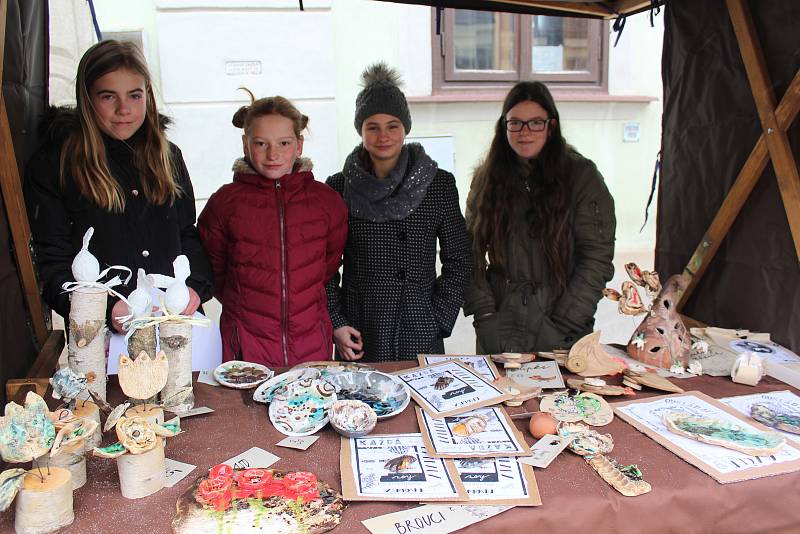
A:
[
  {"xmin": 67, "ymin": 287, "xmax": 108, "ymax": 401},
  {"xmin": 116, "ymin": 439, "xmax": 166, "ymax": 499},
  {"xmin": 14, "ymin": 467, "xmax": 74, "ymax": 534},
  {"xmin": 159, "ymin": 320, "xmax": 194, "ymax": 412}
]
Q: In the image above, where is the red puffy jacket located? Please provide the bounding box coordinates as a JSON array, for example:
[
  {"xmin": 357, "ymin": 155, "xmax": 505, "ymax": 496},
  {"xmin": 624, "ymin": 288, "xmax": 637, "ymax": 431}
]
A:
[{"xmin": 198, "ymin": 158, "xmax": 348, "ymax": 367}]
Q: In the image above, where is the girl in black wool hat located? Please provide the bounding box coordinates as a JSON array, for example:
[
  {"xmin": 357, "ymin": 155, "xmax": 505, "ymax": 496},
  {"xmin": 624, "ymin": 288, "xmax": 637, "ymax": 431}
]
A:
[{"xmin": 325, "ymin": 62, "xmax": 471, "ymax": 362}]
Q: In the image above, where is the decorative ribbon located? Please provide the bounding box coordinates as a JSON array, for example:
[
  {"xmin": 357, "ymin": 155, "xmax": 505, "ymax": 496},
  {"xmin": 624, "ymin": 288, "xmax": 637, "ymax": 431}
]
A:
[
  {"xmin": 61, "ymin": 265, "xmax": 133, "ymax": 304},
  {"xmin": 122, "ymin": 297, "xmax": 211, "ymax": 343}
]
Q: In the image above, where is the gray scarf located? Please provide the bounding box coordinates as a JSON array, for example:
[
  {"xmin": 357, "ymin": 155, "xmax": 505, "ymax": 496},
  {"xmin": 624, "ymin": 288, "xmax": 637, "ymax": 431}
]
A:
[{"xmin": 342, "ymin": 142, "xmax": 437, "ymax": 222}]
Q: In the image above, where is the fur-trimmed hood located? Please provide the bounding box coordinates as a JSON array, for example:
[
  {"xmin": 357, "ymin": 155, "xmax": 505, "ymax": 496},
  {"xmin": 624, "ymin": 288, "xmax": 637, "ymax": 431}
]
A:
[{"xmin": 37, "ymin": 105, "xmax": 172, "ymax": 145}]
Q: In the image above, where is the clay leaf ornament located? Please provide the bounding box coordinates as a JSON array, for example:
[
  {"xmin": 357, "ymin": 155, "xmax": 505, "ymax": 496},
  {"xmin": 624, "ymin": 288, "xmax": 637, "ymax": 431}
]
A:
[
  {"xmin": 565, "ymin": 331, "xmax": 626, "ymax": 377},
  {"xmin": 0, "ymin": 468, "xmax": 26, "ymax": 512},
  {"xmin": 587, "ymin": 455, "xmax": 652, "ymax": 497},
  {"xmin": 0, "ymin": 392, "xmax": 56, "ymax": 463},
  {"xmin": 50, "ymin": 366, "xmax": 88, "ymax": 402},
  {"xmin": 103, "ymin": 402, "xmax": 132, "ymax": 432},
  {"xmin": 165, "ymin": 255, "xmax": 191, "ymax": 315},
  {"xmin": 71, "ymin": 227, "xmax": 100, "ymax": 282},
  {"xmin": 663, "ymin": 412, "xmax": 786, "ymax": 456},
  {"xmin": 627, "ymin": 274, "xmax": 692, "ymax": 369},
  {"xmin": 127, "ymin": 268, "xmax": 155, "ymax": 319},
  {"xmin": 50, "ymin": 419, "xmax": 99, "ymax": 457},
  {"xmin": 118, "ymin": 351, "xmax": 170, "ymax": 400},
  {"xmin": 750, "ymin": 403, "xmax": 800, "ymax": 435}
]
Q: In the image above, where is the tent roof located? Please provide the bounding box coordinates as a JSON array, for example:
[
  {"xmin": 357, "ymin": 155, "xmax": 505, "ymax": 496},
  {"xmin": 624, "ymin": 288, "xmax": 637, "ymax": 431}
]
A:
[{"xmin": 378, "ymin": 0, "xmax": 664, "ymax": 19}]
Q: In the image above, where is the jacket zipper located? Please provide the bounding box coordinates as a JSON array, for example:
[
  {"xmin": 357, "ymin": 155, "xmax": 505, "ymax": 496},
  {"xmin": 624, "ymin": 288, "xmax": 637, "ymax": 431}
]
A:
[{"xmin": 276, "ymin": 180, "xmax": 289, "ymax": 366}]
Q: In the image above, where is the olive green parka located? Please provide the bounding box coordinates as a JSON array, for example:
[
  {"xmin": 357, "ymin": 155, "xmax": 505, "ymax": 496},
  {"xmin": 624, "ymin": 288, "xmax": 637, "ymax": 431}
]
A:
[{"xmin": 464, "ymin": 151, "xmax": 615, "ymax": 353}]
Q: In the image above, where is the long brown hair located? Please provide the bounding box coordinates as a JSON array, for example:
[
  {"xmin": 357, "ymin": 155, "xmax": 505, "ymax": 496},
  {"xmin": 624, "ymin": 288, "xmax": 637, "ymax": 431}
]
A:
[
  {"xmin": 232, "ymin": 89, "xmax": 309, "ymax": 137},
  {"xmin": 60, "ymin": 40, "xmax": 178, "ymax": 212},
  {"xmin": 468, "ymin": 81, "xmax": 574, "ymax": 290}
]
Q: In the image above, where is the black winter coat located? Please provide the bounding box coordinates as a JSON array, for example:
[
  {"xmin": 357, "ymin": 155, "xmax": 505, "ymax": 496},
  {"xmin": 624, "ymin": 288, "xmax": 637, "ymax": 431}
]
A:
[
  {"xmin": 24, "ymin": 108, "xmax": 213, "ymax": 321},
  {"xmin": 325, "ymin": 167, "xmax": 471, "ymax": 362}
]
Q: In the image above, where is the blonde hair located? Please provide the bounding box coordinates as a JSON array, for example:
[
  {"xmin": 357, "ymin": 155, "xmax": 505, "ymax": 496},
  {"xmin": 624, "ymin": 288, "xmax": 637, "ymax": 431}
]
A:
[
  {"xmin": 232, "ymin": 88, "xmax": 309, "ymax": 137},
  {"xmin": 60, "ymin": 40, "xmax": 179, "ymax": 212}
]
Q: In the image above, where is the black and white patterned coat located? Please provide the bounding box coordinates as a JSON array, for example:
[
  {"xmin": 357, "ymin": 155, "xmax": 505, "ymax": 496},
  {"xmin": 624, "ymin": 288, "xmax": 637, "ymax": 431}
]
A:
[{"xmin": 325, "ymin": 169, "xmax": 471, "ymax": 362}]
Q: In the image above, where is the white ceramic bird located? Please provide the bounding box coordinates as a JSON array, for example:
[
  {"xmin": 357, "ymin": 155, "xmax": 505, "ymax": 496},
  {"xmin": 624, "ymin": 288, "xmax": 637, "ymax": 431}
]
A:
[
  {"xmin": 164, "ymin": 255, "xmax": 190, "ymax": 315},
  {"xmin": 127, "ymin": 269, "xmax": 154, "ymax": 319},
  {"xmin": 71, "ymin": 227, "xmax": 100, "ymax": 282}
]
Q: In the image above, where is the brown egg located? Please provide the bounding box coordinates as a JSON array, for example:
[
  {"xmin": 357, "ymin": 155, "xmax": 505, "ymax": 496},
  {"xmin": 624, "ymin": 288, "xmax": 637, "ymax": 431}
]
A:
[{"xmin": 529, "ymin": 411, "xmax": 558, "ymax": 439}]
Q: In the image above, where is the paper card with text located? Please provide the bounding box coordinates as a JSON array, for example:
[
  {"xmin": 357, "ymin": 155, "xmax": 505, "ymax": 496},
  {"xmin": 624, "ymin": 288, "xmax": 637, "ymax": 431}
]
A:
[
  {"xmin": 393, "ymin": 361, "xmax": 511, "ymax": 418},
  {"xmin": 276, "ymin": 435, "xmax": 319, "ymax": 450},
  {"xmin": 340, "ymin": 433, "xmax": 468, "ymax": 502},
  {"xmin": 164, "ymin": 458, "xmax": 197, "ymax": 488},
  {"xmin": 416, "ymin": 406, "xmax": 531, "ymax": 458},
  {"xmin": 197, "ymin": 370, "xmax": 220, "ymax": 386},
  {"xmin": 417, "ymin": 354, "xmax": 501, "ymax": 381},
  {"xmin": 223, "ymin": 447, "xmax": 280, "ymax": 470},
  {"xmin": 518, "ymin": 434, "xmax": 570, "ymax": 468},
  {"xmin": 445, "ymin": 456, "xmax": 541, "ymax": 506},
  {"xmin": 362, "ymin": 504, "xmax": 511, "ymax": 534}
]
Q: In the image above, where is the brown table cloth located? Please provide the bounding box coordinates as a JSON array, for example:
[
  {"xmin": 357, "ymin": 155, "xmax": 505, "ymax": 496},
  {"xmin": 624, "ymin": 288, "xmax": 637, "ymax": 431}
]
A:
[{"xmin": 2, "ymin": 362, "xmax": 799, "ymax": 533}]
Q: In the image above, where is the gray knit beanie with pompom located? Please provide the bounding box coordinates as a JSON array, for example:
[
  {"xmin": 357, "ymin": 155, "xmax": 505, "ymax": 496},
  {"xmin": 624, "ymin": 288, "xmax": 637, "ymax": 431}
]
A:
[{"xmin": 354, "ymin": 62, "xmax": 411, "ymax": 134}]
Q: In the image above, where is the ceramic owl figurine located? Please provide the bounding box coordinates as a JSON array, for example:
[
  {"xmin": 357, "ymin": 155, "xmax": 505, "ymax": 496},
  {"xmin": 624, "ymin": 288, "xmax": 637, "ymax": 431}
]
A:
[
  {"xmin": 71, "ymin": 227, "xmax": 100, "ymax": 282},
  {"xmin": 165, "ymin": 255, "xmax": 190, "ymax": 315},
  {"xmin": 127, "ymin": 269, "xmax": 154, "ymax": 319}
]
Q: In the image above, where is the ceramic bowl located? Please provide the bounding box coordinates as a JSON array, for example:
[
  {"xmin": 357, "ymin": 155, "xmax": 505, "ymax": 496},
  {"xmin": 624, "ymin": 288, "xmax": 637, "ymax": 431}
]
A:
[
  {"xmin": 327, "ymin": 400, "xmax": 377, "ymax": 438},
  {"xmin": 324, "ymin": 371, "xmax": 410, "ymax": 419},
  {"xmin": 268, "ymin": 378, "xmax": 338, "ymax": 436},
  {"xmin": 213, "ymin": 361, "xmax": 273, "ymax": 389},
  {"xmin": 252, "ymin": 368, "xmax": 322, "ymax": 403}
]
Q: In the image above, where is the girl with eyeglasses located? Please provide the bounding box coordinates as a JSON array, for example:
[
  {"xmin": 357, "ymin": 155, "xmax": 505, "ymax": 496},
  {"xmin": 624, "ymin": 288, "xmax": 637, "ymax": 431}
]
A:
[{"xmin": 464, "ymin": 81, "xmax": 615, "ymax": 353}]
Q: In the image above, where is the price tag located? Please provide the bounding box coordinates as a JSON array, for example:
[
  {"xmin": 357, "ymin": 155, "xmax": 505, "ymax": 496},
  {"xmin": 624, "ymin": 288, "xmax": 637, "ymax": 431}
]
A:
[
  {"xmin": 164, "ymin": 458, "xmax": 197, "ymax": 487},
  {"xmin": 223, "ymin": 447, "xmax": 280, "ymax": 470},
  {"xmin": 276, "ymin": 435, "xmax": 319, "ymax": 450},
  {"xmin": 197, "ymin": 370, "xmax": 219, "ymax": 386}
]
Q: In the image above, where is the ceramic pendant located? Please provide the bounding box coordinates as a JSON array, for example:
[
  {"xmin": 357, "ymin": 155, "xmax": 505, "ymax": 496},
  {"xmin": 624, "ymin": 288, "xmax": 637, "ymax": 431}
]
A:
[
  {"xmin": 127, "ymin": 268, "xmax": 154, "ymax": 319},
  {"xmin": 50, "ymin": 366, "xmax": 88, "ymax": 401},
  {"xmin": 452, "ymin": 414, "xmax": 489, "ymax": 437},
  {"xmin": 750, "ymin": 403, "xmax": 800, "ymax": 435},
  {"xmin": 384, "ymin": 455, "xmax": 416, "ymax": 472},
  {"xmin": 0, "ymin": 468, "xmax": 26, "ymax": 512},
  {"xmin": 0, "ymin": 392, "xmax": 56, "ymax": 463},
  {"xmin": 71, "ymin": 227, "xmax": 100, "ymax": 282},
  {"xmin": 165, "ymin": 255, "xmax": 191, "ymax": 315},
  {"xmin": 587, "ymin": 455, "xmax": 651, "ymax": 497},
  {"xmin": 619, "ymin": 281, "xmax": 645, "ymax": 315},
  {"xmin": 558, "ymin": 423, "xmax": 614, "ymax": 456},
  {"xmin": 641, "ymin": 270, "xmax": 661, "ymax": 295},
  {"xmin": 603, "ymin": 288, "xmax": 621, "ymax": 301},
  {"xmin": 118, "ymin": 351, "xmax": 170, "ymax": 400},
  {"xmin": 663, "ymin": 412, "xmax": 785, "ymax": 456},
  {"xmin": 624, "ymin": 262, "xmax": 645, "ymax": 286}
]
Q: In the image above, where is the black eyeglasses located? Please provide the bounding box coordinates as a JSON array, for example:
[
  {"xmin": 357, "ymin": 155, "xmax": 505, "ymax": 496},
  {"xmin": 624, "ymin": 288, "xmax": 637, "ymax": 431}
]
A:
[{"xmin": 504, "ymin": 118, "xmax": 550, "ymax": 132}]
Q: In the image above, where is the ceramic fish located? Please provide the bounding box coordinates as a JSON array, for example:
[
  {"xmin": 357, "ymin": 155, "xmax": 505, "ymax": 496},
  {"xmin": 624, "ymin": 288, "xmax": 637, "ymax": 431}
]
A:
[
  {"xmin": 50, "ymin": 367, "xmax": 87, "ymax": 401},
  {"xmin": 118, "ymin": 351, "xmax": 170, "ymax": 400},
  {"xmin": 0, "ymin": 468, "xmax": 26, "ymax": 512},
  {"xmin": 452, "ymin": 414, "xmax": 489, "ymax": 437},
  {"xmin": 165, "ymin": 255, "xmax": 191, "ymax": 315},
  {"xmin": 434, "ymin": 376, "xmax": 454, "ymax": 390},
  {"xmin": 619, "ymin": 281, "xmax": 645, "ymax": 315},
  {"xmin": 750, "ymin": 403, "xmax": 800, "ymax": 435},
  {"xmin": 50, "ymin": 419, "xmax": 99, "ymax": 457},
  {"xmin": 0, "ymin": 392, "xmax": 56, "ymax": 463},
  {"xmin": 71, "ymin": 227, "xmax": 100, "ymax": 282},
  {"xmin": 68, "ymin": 318, "xmax": 104, "ymax": 348},
  {"xmin": 384, "ymin": 455, "xmax": 417, "ymax": 472},
  {"xmin": 603, "ymin": 288, "xmax": 621, "ymax": 301},
  {"xmin": 663, "ymin": 412, "xmax": 785, "ymax": 456},
  {"xmin": 127, "ymin": 268, "xmax": 154, "ymax": 319}
]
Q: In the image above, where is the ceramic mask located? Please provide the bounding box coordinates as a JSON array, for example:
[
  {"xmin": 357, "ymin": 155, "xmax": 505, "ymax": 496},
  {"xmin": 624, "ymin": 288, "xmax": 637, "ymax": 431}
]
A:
[
  {"xmin": 165, "ymin": 255, "xmax": 191, "ymax": 315},
  {"xmin": 627, "ymin": 274, "xmax": 692, "ymax": 369},
  {"xmin": 71, "ymin": 227, "xmax": 100, "ymax": 282}
]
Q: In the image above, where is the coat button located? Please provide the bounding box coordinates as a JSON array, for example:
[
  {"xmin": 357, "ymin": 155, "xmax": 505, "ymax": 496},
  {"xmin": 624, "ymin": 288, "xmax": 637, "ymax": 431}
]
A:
[
  {"xmin": 132, "ymin": 189, "xmax": 139, "ymax": 196},
  {"xmin": 141, "ymin": 250, "xmax": 150, "ymax": 258},
  {"xmin": 397, "ymin": 230, "xmax": 407, "ymax": 242},
  {"xmin": 396, "ymin": 269, "xmax": 406, "ymax": 281}
]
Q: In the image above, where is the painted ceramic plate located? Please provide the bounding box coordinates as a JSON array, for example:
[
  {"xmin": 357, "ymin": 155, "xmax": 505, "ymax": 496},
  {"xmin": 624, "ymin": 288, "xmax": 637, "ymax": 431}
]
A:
[
  {"xmin": 293, "ymin": 361, "xmax": 376, "ymax": 378},
  {"xmin": 253, "ymin": 368, "xmax": 322, "ymax": 404},
  {"xmin": 324, "ymin": 371, "xmax": 410, "ymax": 419},
  {"xmin": 268, "ymin": 379, "xmax": 338, "ymax": 436},
  {"xmin": 213, "ymin": 361, "xmax": 274, "ymax": 389}
]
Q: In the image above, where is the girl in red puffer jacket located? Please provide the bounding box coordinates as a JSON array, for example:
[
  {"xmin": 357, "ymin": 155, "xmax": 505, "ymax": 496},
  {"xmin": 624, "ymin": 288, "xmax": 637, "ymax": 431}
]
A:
[{"xmin": 198, "ymin": 92, "xmax": 348, "ymax": 367}]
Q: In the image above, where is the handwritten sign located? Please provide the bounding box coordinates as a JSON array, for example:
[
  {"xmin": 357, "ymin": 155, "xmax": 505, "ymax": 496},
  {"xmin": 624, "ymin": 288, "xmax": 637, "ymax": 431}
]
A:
[
  {"xmin": 223, "ymin": 447, "xmax": 280, "ymax": 470},
  {"xmin": 362, "ymin": 504, "xmax": 511, "ymax": 534},
  {"xmin": 197, "ymin": 370, "xmax": 220, "ymax": 387},
  {"xmin": 164, "ymin": 458, "xmax": 196, "ymax": 488},
  {"xmin": 276, "ymin": 435, "xmax": 319, "ymax": 450}
]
